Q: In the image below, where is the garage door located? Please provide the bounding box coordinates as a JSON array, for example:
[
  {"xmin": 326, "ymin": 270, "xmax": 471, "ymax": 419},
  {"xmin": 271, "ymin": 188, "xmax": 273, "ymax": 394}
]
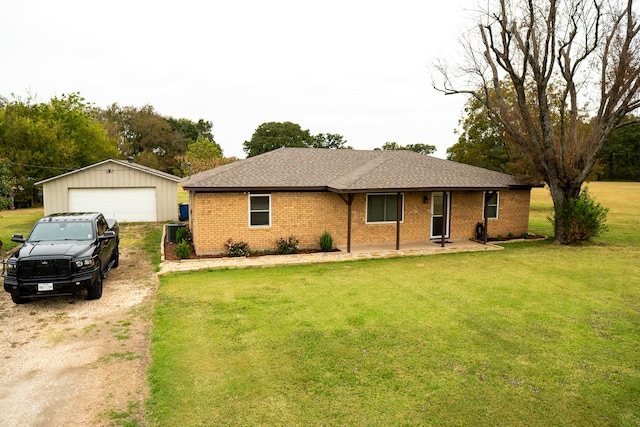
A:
[{"xmin": 69, "ymin": 188, "xmax": 157, "ymax": 222}]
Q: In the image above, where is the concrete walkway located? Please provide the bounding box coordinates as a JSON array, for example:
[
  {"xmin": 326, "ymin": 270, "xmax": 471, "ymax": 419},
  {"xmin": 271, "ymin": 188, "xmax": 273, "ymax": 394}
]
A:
[{"xmin": 158, "ymin": 239, "xmax": 503, "ymax": 275}]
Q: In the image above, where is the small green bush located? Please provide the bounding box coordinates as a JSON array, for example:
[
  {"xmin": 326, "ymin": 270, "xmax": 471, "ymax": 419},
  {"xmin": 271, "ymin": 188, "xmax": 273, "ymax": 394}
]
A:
[
  {"xmin": 175, "ymin": 241, "xmax": 191, "ymax": 259},
  {"xmin": 226, "ymin": 239, "xmax": 251, "ymax": 257},
  {"xmin": 319, "ymin": 231, "xmax": 333, "ymax": 251},
  {"xmin": 551, "ymin": 187, "xmax": 609, "ymax": 244},
  {"xmin": 276, "ymin": 236, "xmax": 300, "ymax": 255},
  {"xmin": 176, "ymin": 226, "xmax": 188, "ymax": 244}
]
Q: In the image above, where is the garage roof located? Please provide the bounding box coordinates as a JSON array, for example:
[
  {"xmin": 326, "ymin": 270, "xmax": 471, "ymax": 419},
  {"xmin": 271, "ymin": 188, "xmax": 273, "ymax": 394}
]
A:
[{"xmin": 36, "ymin": 158, "xmax": 180, "ymax": 185}]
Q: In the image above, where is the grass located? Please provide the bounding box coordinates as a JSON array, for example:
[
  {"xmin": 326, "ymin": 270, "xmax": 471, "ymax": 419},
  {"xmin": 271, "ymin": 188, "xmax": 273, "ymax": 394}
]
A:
[
  {"xmin": 0, "ymin": 207, "xmax": 43, "ymax": 253},
  {"xmin": 147, "ymin": 182, "xmax": 640, "ymax": 426},
  {"xmin": 106, "ymin": 400, "xmax": 142, "ymax": 427},
  {"xmin": 117, "ymin": 222, "xmax": 163, "ymax": 269}
]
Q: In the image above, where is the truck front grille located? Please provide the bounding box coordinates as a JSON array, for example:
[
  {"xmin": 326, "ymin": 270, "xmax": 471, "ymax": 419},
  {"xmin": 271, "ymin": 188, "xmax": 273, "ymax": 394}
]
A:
[{"xmin": 18, "ymin": 259, "xmax": 71, "ymax": 280}]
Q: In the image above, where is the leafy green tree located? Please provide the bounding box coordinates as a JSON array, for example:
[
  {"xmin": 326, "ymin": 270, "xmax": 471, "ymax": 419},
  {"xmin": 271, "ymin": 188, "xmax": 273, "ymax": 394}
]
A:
[
  {"xmin": 311, "ymin": 133, "xmax": 351, "ymax": 149},
  {"xmin": 49, "ymin": 93, "xmax": 118, "ymax": 166},
  {"xmin": 101, "ymin": 104, "xmax": 198, "ymax": 174},
  {"xmin": 180, "ymin": 137, "xmax": 237, "ymax": 175},
  {"xmin": 597, "ymin": 119, "xmax": 640, "ymax": 180},
  {"xmin": 381, "ymin": 142, "xmax": 436, "ymax": 155},
  {"xmin": 0, "ymin": 93, "xmax": 118, "ymax": 207},
  {"xmin": 243, "ymin": 122, "xmax": 314, "ymax": 157},
  {"xmin": 447, "ymin": 96, "xmax": 510, "ymax": 171},
  {"xmin": 167, "ymin": 117, "xmax": 214, "ymax": 142},
  {"xmin": 0, "ymin": 158, "xmax": 14, "ymax": 210}
]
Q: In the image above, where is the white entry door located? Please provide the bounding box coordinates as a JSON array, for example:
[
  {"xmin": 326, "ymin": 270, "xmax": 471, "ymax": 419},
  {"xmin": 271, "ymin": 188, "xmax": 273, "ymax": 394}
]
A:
[{"xmin": 430, "ymin": 192, "xmax": 451, "ymax": 239}]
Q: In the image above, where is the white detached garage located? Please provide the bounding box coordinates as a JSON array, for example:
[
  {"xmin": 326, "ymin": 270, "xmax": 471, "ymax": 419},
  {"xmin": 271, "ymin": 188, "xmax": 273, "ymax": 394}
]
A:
[{"xmin": 37, "ymin": 159, "xmax": 180, "ymax": 222}]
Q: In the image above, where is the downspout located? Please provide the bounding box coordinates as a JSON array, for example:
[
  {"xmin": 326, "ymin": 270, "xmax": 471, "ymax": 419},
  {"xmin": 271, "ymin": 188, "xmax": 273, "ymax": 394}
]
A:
[{"xmin": 396, "ymin": 192, "xmax": 401, "ymax": 250}]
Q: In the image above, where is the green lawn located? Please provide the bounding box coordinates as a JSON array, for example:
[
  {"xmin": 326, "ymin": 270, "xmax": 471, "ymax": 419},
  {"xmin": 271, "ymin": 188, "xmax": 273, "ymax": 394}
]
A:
[
  {"xmin": 0, "ymin": 207, "xmax": 43, "ymax": 253},
  {"xmin": 147, "ymin": 182, "xmax": 638, "ymax": 425}
]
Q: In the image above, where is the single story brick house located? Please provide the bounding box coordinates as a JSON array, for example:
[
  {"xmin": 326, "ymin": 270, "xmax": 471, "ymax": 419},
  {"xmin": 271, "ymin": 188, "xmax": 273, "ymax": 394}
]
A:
[{"xmin": 181, "ymin": 147, "xmax": 537, "ymax": 255}]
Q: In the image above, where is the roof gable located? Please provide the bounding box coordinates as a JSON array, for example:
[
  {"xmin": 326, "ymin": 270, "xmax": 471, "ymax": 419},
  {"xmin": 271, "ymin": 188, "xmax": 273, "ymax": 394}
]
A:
[
  {"xmin": 181, "ymin": 148, "xmax": 531, "ymax": 192},
  {"xmin": 36, "ymin": 159, "xmax": 180, "ymax": 185}
]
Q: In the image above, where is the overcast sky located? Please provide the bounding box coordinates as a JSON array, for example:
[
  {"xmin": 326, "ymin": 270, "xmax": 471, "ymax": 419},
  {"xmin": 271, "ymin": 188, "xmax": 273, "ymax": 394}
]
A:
[{"xmin": 1, "ymin": 0, "xmax": 474, "ymax": 159}]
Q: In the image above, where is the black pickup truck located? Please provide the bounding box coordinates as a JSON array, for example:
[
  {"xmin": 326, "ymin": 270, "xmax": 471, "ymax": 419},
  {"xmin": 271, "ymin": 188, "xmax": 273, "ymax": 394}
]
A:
[{"xmin": 2, "ymin": 212, "xmax": 119, "ymax": 304}]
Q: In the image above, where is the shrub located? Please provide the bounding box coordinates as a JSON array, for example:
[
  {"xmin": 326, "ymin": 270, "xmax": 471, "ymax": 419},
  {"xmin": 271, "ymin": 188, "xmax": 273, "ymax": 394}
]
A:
[
  {"xmin": 175, "ymin": 241, "xmax": 191, "ymax": 259},
  {"xmin": 319, "ymin": 231, "xmax": 333, "ymax": 252},
  {"xmin": 276, "ymin": 236, "xmax": 300, "ymax": 255},
  {"xmin": 551, "ymin": 187, "xmax": 609, "ymax": 244},
  {"xmin": 176, "ymin": 226, "xmax": 188, "ymax": 244},
  {"xmin": 226, "ymin": 239, "xmax": 251, "ymax": 257}
]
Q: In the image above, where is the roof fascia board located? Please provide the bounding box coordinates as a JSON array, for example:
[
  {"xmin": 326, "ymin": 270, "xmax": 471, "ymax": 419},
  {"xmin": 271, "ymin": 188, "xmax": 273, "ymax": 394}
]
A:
[
  {"xmin": 35, "ymin": 159, "xmax": 115, "ymax": 185},
  {"xmin": 35, "ymin": 159, "xmax": 179, "ymax": 185},
  {"xmin": 327, "ymin": 186, "xmax": 512, "ymax": 194},
  {"xmin": 184, "ymin": 186, "xmax": 329, "ymax": 193}
]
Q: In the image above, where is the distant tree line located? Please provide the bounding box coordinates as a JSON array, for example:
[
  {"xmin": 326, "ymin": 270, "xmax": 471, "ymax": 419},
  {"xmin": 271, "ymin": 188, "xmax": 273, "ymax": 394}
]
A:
[
  {"xmin": 1, "ymin": 93, "xmax": 442, "ymax": 210},
  {"xmin": 242, "ymin": 121, "xmax": 352, "ymax": 157},
  {"xmin": 242, "ymin": 121, "xmax": 436, "ymax": 157},
  {"xmin": 447, "ymin": 95, "xmax": 640, "ymax": 182},
  {"xmin": 0, "ymin": 93, "xmax": 230, "ymax": 208}
]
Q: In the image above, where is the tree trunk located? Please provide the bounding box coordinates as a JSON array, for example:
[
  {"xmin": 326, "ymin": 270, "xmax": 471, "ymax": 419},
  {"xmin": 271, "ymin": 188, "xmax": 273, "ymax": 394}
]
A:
[{"xmin": 547, "ymin": 178, "xmax": 583, "ymax": 244}]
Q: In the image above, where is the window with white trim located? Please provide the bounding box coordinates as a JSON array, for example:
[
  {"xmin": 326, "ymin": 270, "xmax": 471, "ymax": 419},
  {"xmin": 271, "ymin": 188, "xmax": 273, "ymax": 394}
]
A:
[
  {"xmin": 366, "ymin": 193, "xmax": 404, "ymax": 223},
  {"xmin": 249, "ymin": 194, "xmax": 271, "ymax": 227},
  {"xmin": 483, "ymin": 191, "xmax": 499, "ymax": 219}
]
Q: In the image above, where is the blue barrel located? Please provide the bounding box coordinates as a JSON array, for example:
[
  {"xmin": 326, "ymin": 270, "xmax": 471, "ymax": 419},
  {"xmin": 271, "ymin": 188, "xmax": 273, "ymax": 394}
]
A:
[{"xmin": 178, "ymin": 203, "xmax": 189, "ymax": 221}]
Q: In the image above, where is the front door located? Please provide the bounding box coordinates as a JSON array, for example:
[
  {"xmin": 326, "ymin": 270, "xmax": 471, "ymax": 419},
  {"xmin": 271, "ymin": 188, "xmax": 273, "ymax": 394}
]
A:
[{"xmin": 431, "ymin": 192, "xmax": 451, "ymax": 239}]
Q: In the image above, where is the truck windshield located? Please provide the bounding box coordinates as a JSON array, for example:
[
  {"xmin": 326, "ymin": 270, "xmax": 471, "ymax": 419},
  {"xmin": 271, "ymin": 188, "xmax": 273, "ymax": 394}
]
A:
[{"xmin": 28, "ymin": 221, "xmax": 94, "ymax": 242}]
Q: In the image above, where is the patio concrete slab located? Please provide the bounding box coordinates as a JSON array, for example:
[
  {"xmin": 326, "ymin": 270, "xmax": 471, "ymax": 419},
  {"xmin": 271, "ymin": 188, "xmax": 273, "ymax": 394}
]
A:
[{"xmin": 158, "ymin": 239, "xmax": 503, "ymax": 275}]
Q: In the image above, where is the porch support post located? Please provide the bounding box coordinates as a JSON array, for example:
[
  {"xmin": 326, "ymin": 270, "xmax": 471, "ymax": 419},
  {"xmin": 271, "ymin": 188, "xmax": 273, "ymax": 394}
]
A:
[
  {"xmin": 347, "ymin": 193, "xmax": 354, "ymax": 253},
  {"xmin": 338, "ymin": 193, "xmax": 355, "ymax": 253},
  {"xmin": 347, "ymin": 193, "xmax": 353, "ymax": 254},
  {"xmin": 396, "ymin": 192, "xmax": 401, "ymax": 250},
  {"xmin": 483, "ymin": 191, "xmax": 492, "ymax": 245},
  {"xmin": 441, "ymin": 191, "xmax": 448, "ymax": 247}
]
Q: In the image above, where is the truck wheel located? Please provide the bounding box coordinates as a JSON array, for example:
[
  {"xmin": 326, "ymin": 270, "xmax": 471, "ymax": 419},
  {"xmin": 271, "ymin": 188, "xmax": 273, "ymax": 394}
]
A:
[
  {"xmin": 86, "ymin": 266, "xmax": 103, "ymax": 300},
  {"xmin": 11, "ymin": 294, "xmax": 29, "ymax": 304}
]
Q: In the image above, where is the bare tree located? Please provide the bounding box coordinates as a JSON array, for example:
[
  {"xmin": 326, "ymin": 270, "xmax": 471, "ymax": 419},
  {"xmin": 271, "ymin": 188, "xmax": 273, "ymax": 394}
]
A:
[{"xmin": 436, "ymin": 0, "xmax": 640, "ymax": 243}]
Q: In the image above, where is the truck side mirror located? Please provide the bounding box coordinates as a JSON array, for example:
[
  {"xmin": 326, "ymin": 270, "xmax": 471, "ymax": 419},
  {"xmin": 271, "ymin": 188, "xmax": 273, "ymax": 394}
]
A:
[
  {"xmin": 99, "ymin": 230, "xmax": 116, "ymax": 241},
  {"xmin": 11, "ymin": 234, "xmax": 26, "ymax": 243}
]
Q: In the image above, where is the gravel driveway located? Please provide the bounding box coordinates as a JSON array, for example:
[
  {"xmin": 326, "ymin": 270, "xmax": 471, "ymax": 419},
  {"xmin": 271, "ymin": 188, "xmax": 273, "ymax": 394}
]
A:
[{"xmin": 0, "ymin": 224, "xmax": 157, "ymax": 427}]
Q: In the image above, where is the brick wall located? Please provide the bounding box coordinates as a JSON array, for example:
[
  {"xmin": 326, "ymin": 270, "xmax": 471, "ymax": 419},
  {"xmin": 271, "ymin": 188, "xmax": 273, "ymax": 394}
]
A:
[
  {"xmin": 449, "ymin": 190, "xmax": 531, "ymax": 239},
  {"xmin": 190, "ymin": 189, "xmax": 531, "ymax": 254}
]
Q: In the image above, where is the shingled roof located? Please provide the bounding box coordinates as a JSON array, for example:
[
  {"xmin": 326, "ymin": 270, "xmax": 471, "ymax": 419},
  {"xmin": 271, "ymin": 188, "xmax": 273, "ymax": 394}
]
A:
[{"xmin": 181, "ymin": 147, "xmax": 532, "ymax": 193}]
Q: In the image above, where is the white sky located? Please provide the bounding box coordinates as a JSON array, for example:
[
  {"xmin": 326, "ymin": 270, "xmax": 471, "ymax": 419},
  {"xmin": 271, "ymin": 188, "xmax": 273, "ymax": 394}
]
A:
[{"xmin": 1, "ymin": 0, "xmax": 474, "ymax": 159}]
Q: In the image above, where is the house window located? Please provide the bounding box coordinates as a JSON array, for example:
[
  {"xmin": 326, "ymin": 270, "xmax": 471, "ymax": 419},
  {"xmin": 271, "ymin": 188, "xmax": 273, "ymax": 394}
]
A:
[
  {"xmin": 483, "ymin": 191, "xmax": 499, "ymax": 219},
  {"xmin": 366, "ymin": 193, "xmax": 404, "ymax": 223},
  {"xmin": 249, "ymin": 194, "xmax": 270, "ymax": 227}
]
